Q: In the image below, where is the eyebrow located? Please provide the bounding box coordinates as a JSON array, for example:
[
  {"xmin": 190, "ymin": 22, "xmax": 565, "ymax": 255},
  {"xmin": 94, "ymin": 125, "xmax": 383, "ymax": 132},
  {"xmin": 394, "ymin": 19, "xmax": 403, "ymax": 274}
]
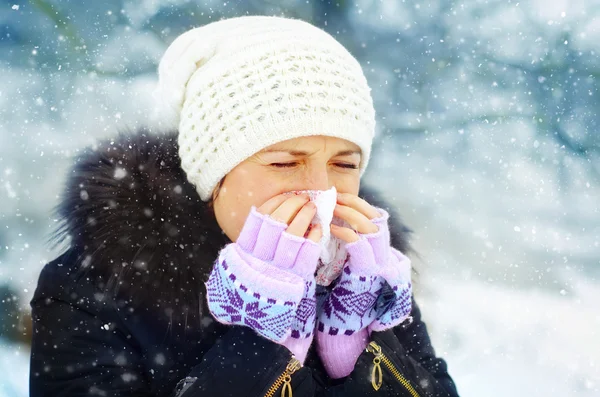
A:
[{"xmin": 263, "ymin": 149, "xmax": 361, "ymax": 157}]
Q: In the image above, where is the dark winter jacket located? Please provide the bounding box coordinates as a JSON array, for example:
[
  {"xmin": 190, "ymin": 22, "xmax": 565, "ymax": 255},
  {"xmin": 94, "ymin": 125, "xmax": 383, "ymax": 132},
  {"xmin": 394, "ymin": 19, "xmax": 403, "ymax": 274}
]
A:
[{"xmin": 29, "ymin": 130, "xmax": 459, "ymax": 397}]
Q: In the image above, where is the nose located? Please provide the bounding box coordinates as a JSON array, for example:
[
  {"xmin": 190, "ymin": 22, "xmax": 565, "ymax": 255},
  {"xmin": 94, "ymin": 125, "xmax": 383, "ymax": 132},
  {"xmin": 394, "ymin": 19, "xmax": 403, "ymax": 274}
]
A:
[{"xmin": 302, "ymin": 164, "xmax": 331, "ymax": 191}]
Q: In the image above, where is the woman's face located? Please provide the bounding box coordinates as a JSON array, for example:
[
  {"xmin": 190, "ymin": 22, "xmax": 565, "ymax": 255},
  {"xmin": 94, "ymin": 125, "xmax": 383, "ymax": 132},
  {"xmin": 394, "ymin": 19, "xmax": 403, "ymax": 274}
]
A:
[{"xmin": 213, "ymin": 135, "xmax": 362, "ymax": 242}]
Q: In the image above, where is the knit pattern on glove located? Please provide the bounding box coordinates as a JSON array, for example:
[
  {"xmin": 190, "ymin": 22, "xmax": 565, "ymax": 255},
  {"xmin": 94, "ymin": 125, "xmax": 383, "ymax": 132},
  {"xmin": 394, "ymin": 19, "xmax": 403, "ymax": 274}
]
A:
[
  {"xmin": 317, "ymin": 208, "xmax": 412, "ymax": 335},
  {"xmin": 363, "ymin": 207, "xmax": 413, "ymax": 332},
  {"xmin": 316, "ymin": 263, "xmax": 382, "ymax": 335},
  {"xmin": 206, "ymin": 206, "xmax": 320, "ymax": 345},
  {"xmin": 315, "ymin": 207, "xmax": 412, "ymax": 378},
  {"xmin": 369, "ymin": 247, "xmax": 413, "ymax": 332}
]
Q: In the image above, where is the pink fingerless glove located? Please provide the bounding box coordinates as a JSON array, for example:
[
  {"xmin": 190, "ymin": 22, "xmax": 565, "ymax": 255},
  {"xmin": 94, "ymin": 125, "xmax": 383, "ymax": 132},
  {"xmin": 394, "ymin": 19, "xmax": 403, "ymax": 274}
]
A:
[
  {"xmin": 206, "ymin": 206, "xmax": 321, "ymax": 363},
  {"xmin": 316, "ymin": 207, "xmax": 412, "ymax": 378}
]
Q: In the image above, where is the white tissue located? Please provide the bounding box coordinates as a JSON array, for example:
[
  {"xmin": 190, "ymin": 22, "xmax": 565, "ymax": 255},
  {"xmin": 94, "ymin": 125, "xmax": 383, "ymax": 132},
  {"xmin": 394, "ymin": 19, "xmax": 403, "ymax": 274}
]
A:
[{"xmin": 285, "ymin": 186, "xmax": 349, "ymax": 286}]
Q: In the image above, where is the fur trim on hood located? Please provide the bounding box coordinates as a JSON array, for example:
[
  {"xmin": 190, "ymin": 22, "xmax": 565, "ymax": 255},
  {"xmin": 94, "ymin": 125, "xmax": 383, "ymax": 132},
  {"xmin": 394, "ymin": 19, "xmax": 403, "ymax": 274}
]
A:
[{"xmin": 51, "ymin": 129, "xmax": 413, "ymax": 325}]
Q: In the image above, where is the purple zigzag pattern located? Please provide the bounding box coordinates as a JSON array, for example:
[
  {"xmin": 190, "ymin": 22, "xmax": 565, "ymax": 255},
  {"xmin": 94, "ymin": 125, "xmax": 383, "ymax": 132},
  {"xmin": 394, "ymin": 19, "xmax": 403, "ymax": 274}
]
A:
[
  {"xmin": 290, "ymin": 280, "xmax": 316, "ymax": 339},
  {"xmin": 317, "ymin": 267, "xmax": 382, "ymax": 334},
  {"xmin": 206, "ymin": 258, "xmax": 297, "ymax": 342}
]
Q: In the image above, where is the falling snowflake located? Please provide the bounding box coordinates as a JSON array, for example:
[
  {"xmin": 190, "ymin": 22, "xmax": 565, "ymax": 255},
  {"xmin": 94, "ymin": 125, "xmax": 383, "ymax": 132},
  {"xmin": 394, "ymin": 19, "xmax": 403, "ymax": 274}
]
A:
[
  {"xmin": 121, "ymin": 373, "xmax": 137, "ymax": 382},
  {"xmin": 154, "ymin": 353, "xmax": 166, "ymax": 365},
  {"xmin": 114, "ymin": 353, "xmax": 127, "ymax": 366},
  {"xmin": 114, "ymin": 167, "xmax": 127, "ymax": 180}
]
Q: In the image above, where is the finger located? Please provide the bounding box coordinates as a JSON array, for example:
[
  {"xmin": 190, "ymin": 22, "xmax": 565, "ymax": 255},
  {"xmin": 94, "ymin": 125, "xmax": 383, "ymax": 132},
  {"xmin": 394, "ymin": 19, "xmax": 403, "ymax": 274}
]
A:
[
  {"xmin": 331, "ymin": 223, "xmax": 359, "ymax": 243},
  {"xmin": 294, "ymin": 237, "xmax": 321, "ymax": 278},
  {"xmin": 306, "ymin": 223, "xmax": 323, "ymax": 243},
  {"xmin": 270, "ymin": 194, "xmax": 310, "ymax": 224},
  {"xmin": 256, "ymin": 194, "xmax": 288, "ymax": 215},
  {"xmin": 272, "ymin": 232, "xmax": 303, "ymax": 268},
  {"xmin": 257, "ymin": 193, "xmax": 296, "ymax": 215},
  {"xmin": 334, "ymin": 204, "xmax": 378, "ymax": 234},
  {"xmin": 337, "ymin": 193, "xmax": 381, "ymax": 220},
  {"xmin": 344, "ymin": 237, "xmax": 378, "ymax": 274},
  {"xmin": 286, "ymin": 201, "xmax": 317, "ymax": 237}
]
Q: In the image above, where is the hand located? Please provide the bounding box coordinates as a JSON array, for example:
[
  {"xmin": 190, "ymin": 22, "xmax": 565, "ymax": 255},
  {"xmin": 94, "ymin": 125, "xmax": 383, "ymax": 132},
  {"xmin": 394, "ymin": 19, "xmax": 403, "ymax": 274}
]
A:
[
  {"xmin": 330, "ymin": 193, "xmax": 381, "ymax": 243},
  {"xmin": 316, "ymin": 195, "xmax": 389, "ymax": 335},
  {"xmin": 255, "ymin": 192, "xmax": 323, "ymax": 242},
  {"xmin": 315, "ymin": 195, "xmax": 412, "ymax": 378},
  {"xmin": 206, "ymin": 193, "xmax": 325, "ymax": 348},
  {"xmin": 248, "ymin": 193, "xmax": 326, "ymax": 360},
  {"xmin": 233, "ymin": 192, "xmax": 324, "ymax": 279},
  {"xmin": 329, "ymin": 193, "xmax": 414, "ymax": 332},
  {"xmin": 315, "ymin": 193, "xmax": 385, "ymax": 378}
]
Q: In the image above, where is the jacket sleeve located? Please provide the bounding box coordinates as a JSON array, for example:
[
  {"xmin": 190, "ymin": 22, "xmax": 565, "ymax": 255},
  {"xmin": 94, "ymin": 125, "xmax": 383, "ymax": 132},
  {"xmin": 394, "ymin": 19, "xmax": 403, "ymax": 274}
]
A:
[
  {"xmin": 29, "ymin": 263, "xmax": 152, "ymax": 397},
  {"xmin": 29, "ymin": 259, "xmax": 317, "ymax": 397},
  {"xmin": 171, "ymin": 327, "xmax": 315, "ymax": 397},
  {"xmin": 322, "ymin": 297, "xmax": 459, "ymax": 397}
]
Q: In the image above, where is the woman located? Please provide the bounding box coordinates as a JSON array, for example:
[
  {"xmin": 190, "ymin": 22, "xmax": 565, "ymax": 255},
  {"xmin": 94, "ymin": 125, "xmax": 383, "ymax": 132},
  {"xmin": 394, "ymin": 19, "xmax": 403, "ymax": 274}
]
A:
[{"xmin": 29, "ymin": 15, "xmax": 459, "ymax": 397}]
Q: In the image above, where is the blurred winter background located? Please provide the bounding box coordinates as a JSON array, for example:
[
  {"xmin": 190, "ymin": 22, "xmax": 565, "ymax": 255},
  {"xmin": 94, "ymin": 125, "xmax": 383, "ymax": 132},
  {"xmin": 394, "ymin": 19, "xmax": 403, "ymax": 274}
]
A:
[{"xmin": 1, "ymin": 0, "xmax": 599, "ymax": 395}]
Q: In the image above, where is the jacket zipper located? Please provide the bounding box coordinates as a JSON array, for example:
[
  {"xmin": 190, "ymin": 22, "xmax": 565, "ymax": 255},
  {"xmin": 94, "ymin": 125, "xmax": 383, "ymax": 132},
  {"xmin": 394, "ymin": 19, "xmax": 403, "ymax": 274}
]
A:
[
  {"xmin": 263, "ymin": 356, "xmax": 302, "ymax": 397},
  {"xmin": 366, "ymin": 341, "xmax": 420, "ymax": 397}
]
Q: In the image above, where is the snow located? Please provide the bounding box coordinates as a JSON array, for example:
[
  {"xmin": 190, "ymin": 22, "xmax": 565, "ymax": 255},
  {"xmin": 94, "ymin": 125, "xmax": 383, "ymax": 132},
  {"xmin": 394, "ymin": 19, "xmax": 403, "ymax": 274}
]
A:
[
  {"xmin": 0, "ymin": 340, "xmax": 29, "ymax": 397},
  {"xmin": 154, "ymin": 353, "xmax": 166, "ymax": 366},
  {"xmin": 1, "ymin": 1, "xmax": 599, "ymax": 396},
  {"xmin": 113, "ymin": 167, "xmax": 127, "ymax": 180},
  {"xmin": 418, "ymin": 275, "xmax": 599, "ymax": 396}
]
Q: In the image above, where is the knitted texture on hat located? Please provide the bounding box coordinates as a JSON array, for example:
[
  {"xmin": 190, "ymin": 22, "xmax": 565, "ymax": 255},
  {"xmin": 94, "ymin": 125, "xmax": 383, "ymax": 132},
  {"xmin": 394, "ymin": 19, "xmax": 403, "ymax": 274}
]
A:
[{"xmin": 155, "ymin": 15, "xmax": 376, "ymax": 201}]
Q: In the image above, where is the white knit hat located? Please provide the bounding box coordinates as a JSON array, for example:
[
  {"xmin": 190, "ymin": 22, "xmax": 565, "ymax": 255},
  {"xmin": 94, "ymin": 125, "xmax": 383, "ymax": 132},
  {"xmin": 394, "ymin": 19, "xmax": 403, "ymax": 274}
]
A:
[{"xmin": 155, "ymin": 15, "xmax": 376, "ymax": 201}]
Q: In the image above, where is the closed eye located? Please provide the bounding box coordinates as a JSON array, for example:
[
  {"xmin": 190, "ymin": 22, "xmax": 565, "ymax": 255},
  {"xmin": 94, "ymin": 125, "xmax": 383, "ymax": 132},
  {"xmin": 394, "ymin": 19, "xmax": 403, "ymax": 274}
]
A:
[
  {"xmin": 269, "ymin": 162, "xmax": 358, "ymax": 169},
  {"xmin": 335, "ymin": 163, "xmax": 358, "ymax": 169},
  {"xmin": 270, "ymin": 162, "xmax": 298, "ymax": 168}
]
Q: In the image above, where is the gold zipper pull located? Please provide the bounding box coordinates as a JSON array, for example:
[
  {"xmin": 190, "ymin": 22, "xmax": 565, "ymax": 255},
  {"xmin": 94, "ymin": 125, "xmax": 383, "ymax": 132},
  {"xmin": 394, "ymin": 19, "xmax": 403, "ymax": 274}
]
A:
[
  {"xmin": 281, "ymin": 374, "xmax": 293, "ymax": 397},
  {"xmin": 281, "ymin": 357, "xmax": 301, "ymax": 397},
  {"xmin": 367, "ymin": 341, "xmax": 383, "ymax": 390},
  {"xmin": 263, "ymin": 356, "xmax": 302, "ymax": 397},
  {"xmin": 367, "ymin": 341, "xmax": 382, "ymax": 355},
  {"xmin": 286, "ymin": 357, "xmax": 302, "ymax": 374},
  {"xmin": 366, "ymin": 341, "xmax": 421, "ymax": 397},
  {"xmin": 371, "ymin": 356, "xmax": 383, "ymax": 391}
]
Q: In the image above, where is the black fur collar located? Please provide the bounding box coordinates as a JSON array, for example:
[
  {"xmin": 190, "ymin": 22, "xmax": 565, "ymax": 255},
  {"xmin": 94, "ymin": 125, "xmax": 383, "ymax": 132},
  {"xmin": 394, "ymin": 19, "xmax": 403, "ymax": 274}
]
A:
[{"xmin": 51, "ymin": 129, "xmax": 413, "ymax": 325}]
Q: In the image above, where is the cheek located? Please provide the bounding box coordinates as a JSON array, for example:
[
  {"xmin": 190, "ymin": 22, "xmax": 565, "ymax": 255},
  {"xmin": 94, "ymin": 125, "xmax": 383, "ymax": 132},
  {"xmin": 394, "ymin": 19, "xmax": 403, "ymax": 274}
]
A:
[
  {"xmin": 217, "ymin": 179, "xmax": 255, "ymax": 234},
  {"xmin": 232, "ymin": 169, "xmax": 294, "ymax": 205},
  {"xmin": 333, "ymin": 173, "xmax": 360, "ymax": 195},
  {"xmin": 228, "ymin": 170, "xmax": 281, "ymax": 208},
  {"xmin": 214, "ymin": 167, "xmax": 287, "ymax": 240}
]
